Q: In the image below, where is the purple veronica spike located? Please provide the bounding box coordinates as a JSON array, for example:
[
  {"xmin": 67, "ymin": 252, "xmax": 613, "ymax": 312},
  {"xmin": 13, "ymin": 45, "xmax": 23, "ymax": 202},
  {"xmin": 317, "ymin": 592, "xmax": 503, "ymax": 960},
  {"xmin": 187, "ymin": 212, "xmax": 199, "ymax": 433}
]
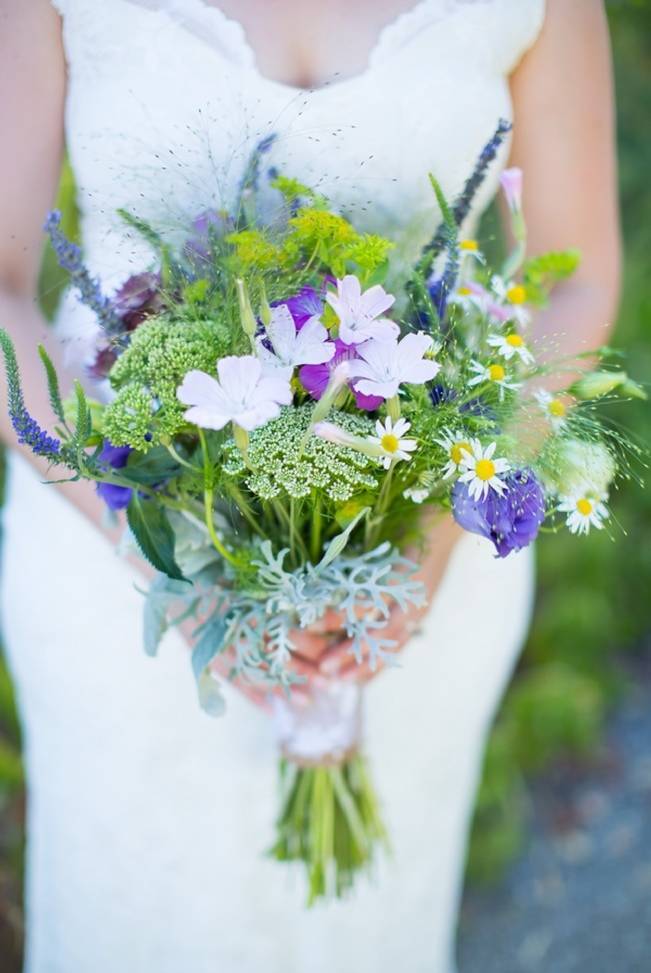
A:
[
  {"xmin": 44, "ymin": 211, "xmax": 122, "ymax": 337},
  {"xmin": 184, "ymin": 210, "xmax": 232, "ymax": 266},
  {"xmin": 452, "ymin": 468, "xmax": 545, "ymax": 557},
  {"xmin": 11, "ymin": 406, "xmax": 61, "ymax": 459}
]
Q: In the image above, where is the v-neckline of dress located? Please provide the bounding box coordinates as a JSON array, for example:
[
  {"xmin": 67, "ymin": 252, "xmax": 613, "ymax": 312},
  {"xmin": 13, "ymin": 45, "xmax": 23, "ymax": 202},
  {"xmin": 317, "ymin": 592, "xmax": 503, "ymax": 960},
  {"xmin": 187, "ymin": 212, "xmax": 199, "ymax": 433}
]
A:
[{"xmin": 128, "ymin": 0, "xmax": 438, "ymax": 93}]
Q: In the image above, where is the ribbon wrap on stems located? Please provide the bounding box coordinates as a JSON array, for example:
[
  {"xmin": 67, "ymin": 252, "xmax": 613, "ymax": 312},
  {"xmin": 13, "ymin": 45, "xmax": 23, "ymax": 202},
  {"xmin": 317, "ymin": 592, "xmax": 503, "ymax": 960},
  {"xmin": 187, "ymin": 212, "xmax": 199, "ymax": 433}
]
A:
[{"xmin": 269, "ymin": 680, "xmax": 388, "ymax": 904}]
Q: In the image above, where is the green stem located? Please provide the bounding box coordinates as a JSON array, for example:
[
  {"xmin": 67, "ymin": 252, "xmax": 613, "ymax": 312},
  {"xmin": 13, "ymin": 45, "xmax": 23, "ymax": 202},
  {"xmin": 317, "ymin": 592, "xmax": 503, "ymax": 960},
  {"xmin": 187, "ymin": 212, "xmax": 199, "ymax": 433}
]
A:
[
  {"xmin": 165, "ymin": 442, "xmax": 201, "ymax": 473},
  {"xmin": 198, "ymin": 429, "xmax": 239, "ymax": 566},
  {"xmin": 310, "ymin": 494, "xmax": 322, "ymax": 563}
]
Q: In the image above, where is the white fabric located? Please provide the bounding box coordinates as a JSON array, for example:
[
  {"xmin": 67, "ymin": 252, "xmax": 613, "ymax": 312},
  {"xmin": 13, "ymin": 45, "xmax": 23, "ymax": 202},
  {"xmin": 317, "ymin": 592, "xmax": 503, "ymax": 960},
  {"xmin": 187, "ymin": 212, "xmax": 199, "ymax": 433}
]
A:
[{"xmin": 2, "ymin": 1, "xmax": 544, "ymax": 970}]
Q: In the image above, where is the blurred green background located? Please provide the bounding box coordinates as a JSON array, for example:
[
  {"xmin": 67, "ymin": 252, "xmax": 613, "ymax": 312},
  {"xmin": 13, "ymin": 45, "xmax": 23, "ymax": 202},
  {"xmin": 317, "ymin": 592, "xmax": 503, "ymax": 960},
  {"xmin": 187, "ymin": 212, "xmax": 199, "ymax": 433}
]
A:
[{"xmin": 0, "ymin": 0, "xmax": 649, "ymax": 962}]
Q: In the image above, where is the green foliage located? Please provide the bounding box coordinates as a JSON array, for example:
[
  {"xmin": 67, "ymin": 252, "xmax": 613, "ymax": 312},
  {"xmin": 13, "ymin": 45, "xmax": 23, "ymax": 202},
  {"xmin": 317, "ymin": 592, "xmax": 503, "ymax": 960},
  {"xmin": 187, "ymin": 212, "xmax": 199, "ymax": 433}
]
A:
[
  {"xmin": 126, "ymin": 494, "xmax": 187, "ymax": 582},
  {"xmin": 523, "ymin": 249, "xmax": 581, "ymax": 306},
  {"xmin": 37, "ymin": 344, "xmax": 66, "ymax": 424},
  {"xmin": 104, "ymin": 316, "xmax": 230, "ymax": 449}
]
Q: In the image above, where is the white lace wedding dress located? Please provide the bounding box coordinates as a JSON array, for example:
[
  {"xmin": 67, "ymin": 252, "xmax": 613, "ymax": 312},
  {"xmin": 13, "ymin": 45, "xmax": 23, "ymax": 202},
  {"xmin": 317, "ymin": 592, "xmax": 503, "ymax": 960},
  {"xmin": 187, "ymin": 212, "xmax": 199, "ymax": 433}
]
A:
[{"xmin": 2, "ymin": 1, "xmax": 545, "ymax": 970}]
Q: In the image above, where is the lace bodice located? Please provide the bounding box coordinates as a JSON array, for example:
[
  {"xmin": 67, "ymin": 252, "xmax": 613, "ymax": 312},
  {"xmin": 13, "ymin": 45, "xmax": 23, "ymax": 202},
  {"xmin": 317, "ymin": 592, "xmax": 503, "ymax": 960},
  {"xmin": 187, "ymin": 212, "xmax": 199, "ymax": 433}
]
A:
[{"xmin": 50, "ymin": 0, "xmax": 545, "ymax": 365}]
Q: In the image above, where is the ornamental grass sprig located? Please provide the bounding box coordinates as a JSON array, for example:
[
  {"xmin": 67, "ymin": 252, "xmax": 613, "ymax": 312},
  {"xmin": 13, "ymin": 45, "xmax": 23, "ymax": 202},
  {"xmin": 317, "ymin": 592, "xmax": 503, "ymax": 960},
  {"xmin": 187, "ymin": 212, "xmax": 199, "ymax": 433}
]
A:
[{"xmin": 44, "ymin": 210, "xmax": 123, "ymax": 337}]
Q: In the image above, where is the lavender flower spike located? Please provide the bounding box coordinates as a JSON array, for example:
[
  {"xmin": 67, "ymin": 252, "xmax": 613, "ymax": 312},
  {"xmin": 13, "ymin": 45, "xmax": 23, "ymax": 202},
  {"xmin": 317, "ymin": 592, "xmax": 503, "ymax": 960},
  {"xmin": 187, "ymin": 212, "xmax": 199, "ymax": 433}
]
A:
[
  {"xmin": 44, "ymin": 211, "xmax": 123, "ymax": 337},
  {"xmin": 0, "ymin": 328, "xmax": 62, "ymax": 461}
]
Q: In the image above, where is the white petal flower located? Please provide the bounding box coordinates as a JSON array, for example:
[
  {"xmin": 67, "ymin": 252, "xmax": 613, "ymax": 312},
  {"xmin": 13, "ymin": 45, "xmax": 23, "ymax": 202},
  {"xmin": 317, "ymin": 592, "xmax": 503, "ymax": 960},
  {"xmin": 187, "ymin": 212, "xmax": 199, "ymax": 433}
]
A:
[
  {"xmin": 256, "ymin": 304, "xmax": 334, "ymax": 378},
  {"xmin": 458, "ymin": 439, "xmax": 510, "ymax": 500},
  {"xmin": 558, "ymin": 493, "xmax": 609, "ymax": 535},
  {"xmin": 490, "ymin": 275, "xmax": 531, "ymax": 327},
  {"xmin": 404, "ymin": 486, "xmax": 430, "ymax": 504},
  {"xmin": 487, "ymin": 331, "xmax": 534, "ymax": 365},
  {"xmin": 368, "ymin": 416, "xmax": 418, "ymax": 469},
  {"xmin": 435, "ymin": 428, "xmax": 473, "ymax": 479},
  {"xmin": 467, "ymin": 360, "xmax": 522, "ymax": 400},
  {"xmin": 352, "ymin": 332, "xmax": 440, "ymax": 400},
  {"xmin": 177, "ymin": 354, "xmax": 292, "ymax": 431},
  {"xmin": 534, "ymin": 389, "xmax": 569, "ymax": 432},
  {"xmin": 326, "ymin": 275, "xmax": 399, "ymax": 345}
]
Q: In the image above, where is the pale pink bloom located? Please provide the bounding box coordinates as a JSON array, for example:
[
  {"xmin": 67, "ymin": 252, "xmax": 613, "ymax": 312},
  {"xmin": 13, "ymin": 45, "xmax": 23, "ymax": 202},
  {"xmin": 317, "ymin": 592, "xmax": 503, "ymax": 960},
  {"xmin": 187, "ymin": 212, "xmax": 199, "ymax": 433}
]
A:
[
  {"xmin": 177, "ymin": 355, "xmax": 292, "ymax": 431},
  {"xmin": 351, "ymin": 333, "xmax": 440, "ymax": 400},
  {"xmin": 500, "ymin": 167, "xmax": 523, "ymax": 212},
  {"xmin": 256, "ymin": 304, "xmax": 335, "ymax": 379},
  {"xmin": 326, "ymin": 275, "xmax": 399, "ymax": 345}
]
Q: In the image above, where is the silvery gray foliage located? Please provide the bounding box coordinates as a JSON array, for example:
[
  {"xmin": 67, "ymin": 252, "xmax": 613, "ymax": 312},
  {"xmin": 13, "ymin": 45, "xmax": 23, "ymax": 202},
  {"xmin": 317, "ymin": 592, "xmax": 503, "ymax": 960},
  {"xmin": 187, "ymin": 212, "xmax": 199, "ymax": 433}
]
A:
[{"xmin": 141, "ymin": 512, "xmax": 426, "ymax": 717}]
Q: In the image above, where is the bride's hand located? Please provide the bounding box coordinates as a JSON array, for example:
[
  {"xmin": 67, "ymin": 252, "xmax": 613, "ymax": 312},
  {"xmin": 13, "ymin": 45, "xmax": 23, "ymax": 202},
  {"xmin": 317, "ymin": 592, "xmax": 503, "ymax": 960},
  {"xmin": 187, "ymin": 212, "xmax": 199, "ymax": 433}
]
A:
[{"xmin": 288, "ymin": 514, "xmax": 464, "ymax": 685}]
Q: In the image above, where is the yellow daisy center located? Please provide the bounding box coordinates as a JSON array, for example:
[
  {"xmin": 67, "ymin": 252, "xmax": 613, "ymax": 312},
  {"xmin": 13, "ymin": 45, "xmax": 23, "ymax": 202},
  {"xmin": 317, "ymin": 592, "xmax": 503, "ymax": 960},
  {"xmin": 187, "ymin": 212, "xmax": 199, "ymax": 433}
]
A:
[
  {"xmin": 506, "ymin": 333, "xmax": 524, "ymax": 347},
  {"xmin": 381, "ymin": 433, "xmax": 400, "ymax": 454},
  {"xmin": 450, "ymin": 440, "xmax": 471, "ymax": 465},
  {"xmin": 488, "ymin": 364, "xmax": 506, "ymax": 382},
  {"xmin": 576, "ymin": 498, "xmax": 593, "ymax": 516},
  {"xmin": 459, "ymin": 239, "xmax": 478, "ymax": 251},
  {"xmin": 506, "ymin": 284, "xmax": 527, "ymax": 305},
  {"xmin": 457, "ymin": 286, "xmax": 472, "ymax": 296},
  {"xmin": 475, "ymin": 458, "xmax": 496, "ymax": 481},
  {"xmin": 548, "ymin": 398, "xmax": 566, "ymax": 417}
]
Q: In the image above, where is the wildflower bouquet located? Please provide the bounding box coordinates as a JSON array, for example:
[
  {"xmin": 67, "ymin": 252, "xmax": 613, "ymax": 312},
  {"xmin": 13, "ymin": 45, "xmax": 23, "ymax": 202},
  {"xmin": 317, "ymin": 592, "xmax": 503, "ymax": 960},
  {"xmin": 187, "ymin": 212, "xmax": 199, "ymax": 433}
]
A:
[{"xmin": 1, "ymin": 122, "xmax": 644, "ymax": 903}]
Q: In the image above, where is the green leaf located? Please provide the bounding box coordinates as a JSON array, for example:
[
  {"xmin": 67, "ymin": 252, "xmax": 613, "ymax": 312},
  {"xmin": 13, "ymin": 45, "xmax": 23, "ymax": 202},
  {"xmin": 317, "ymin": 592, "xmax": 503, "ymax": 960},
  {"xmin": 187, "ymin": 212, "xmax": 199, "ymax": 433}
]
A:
[
  {"xmin": 318, "ymin": 507, "xmax": 369, "ymax": 570},
  {"xmin": 37, "ymin": 344, "xmax": 66, "ymax": 423},
  {"xmin": 73, "ymin": 379, "xmax": 91, "ymax": 445},
  {"xmin": 126, "ymin": 493, "xmax": 188, "ymax": 582},
  {"xmin": 191, "ymin": 614, "xmax": 229, "ymax": 717},
  {"xmin": 123, "ymin": 446, "xmax": 181, "ymax": 485}
]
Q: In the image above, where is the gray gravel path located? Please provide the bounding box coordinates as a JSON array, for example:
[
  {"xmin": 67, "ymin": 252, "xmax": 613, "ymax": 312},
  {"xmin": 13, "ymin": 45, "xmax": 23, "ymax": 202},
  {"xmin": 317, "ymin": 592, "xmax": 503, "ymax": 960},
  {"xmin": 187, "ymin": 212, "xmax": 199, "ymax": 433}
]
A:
[{"xmin": 458, "ymin": 658, "xmax": 651, "ymax": 973}]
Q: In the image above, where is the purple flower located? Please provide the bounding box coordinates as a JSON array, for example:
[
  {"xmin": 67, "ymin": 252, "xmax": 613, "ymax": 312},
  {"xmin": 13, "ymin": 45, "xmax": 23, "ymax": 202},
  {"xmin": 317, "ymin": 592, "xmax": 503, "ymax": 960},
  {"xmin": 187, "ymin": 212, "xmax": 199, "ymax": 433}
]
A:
[
  {"xmin": 96, "ymin": 441, "xmax": 133, "ymax": 511},
  {"xmin": 284, "ymin": 286, "xmax": 325, "ymax": 329},
  {"xmin": 299, "ymin": 339, "xmax": 383, "ymax": 411},
  {"xmin": 184, "ymin": 210, "xmax": 232, "ymax": 266},
  {"xmin": 113, "ymin": 272, "xmax": 164, "ymax": 331},
  {"xmin": 452, "ymin": 468, "xmax": 545, "ymax": 557},
  {"xmin": 44, "ymin": 211, "xmax": 122, "ymax": 337}
]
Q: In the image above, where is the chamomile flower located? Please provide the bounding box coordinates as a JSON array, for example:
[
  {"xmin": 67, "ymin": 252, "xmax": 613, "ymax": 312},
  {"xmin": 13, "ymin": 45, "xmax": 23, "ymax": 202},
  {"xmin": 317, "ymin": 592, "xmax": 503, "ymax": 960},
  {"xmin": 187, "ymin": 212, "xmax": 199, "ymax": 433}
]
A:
[
  {"xmin": 449, "ymin": 281, "xmax": 489, "ymax": 314},
  {"xmin": 458, "ymin": 239, "xmax": 485, "ymax": 264},
  {"xmin": 490, "ymin": 275, "xmax": 531, "ymax": 327},
  {"xmin": 487, "ymin": 331, "xmax": 534, "ymax": 365},
  {"xmin": 458, "ymin": 439, "xmax": 510, "ymax": 500},
  {"xmin": 435, "ymin": 429, "xmax": 473, "ymax": 479},
  {"xmin": 558, "ymin": 493, "xmax": 609, "ymax": 535},
  {"xmin": 535, "ymin": 389, "xmax": 570, "ymax": 432},
  {"xmin": 468, "ymin": 360, "xmax": 522, "ymax": 400},
  {"xmin": 369, "ymin": 417, "xmax": 418, "ymax": 469}
]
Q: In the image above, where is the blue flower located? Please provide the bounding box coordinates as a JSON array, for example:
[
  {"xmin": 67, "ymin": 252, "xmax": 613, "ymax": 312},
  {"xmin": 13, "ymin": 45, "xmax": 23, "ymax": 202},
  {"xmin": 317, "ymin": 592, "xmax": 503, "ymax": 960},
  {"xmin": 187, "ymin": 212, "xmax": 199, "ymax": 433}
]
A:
[
  {"xmin": 96, "ymin": 441, "xmax": 133, "ymax": 511},
  {"xmin": 452, "ymin": 468, "xmax": 545, "ymax": 557}
]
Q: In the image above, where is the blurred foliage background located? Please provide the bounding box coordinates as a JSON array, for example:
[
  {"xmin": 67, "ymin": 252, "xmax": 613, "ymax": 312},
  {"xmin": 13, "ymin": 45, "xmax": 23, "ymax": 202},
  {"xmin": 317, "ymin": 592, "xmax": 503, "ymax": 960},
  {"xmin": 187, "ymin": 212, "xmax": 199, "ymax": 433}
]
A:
[{"xmin": 0, "ymin": 0, "xmax": 649, "ymax": 960}]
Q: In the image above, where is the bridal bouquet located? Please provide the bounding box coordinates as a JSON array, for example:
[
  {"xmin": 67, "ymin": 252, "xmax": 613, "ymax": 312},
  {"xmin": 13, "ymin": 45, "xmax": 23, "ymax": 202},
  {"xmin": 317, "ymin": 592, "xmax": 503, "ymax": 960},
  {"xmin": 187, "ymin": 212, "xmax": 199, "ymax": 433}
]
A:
[{"xmin": 1, "ymin": 122, "xmax": 643, "ymax": 903}]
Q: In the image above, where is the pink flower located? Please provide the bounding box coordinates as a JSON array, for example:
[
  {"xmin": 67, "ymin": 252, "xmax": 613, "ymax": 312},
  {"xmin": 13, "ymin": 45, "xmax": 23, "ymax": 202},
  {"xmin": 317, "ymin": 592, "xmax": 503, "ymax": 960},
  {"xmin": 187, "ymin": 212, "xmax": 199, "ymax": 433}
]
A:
[
  {"xmin": 500, "ymin": 167, "xmax": 523, "ymax": 213},
  {"xmin": 177, "ymin": 355, "xmax": 292, "ymax": 431},
  {"xmin": 326, "ymin": 275, "xmax": 399, "ymax": 345}
]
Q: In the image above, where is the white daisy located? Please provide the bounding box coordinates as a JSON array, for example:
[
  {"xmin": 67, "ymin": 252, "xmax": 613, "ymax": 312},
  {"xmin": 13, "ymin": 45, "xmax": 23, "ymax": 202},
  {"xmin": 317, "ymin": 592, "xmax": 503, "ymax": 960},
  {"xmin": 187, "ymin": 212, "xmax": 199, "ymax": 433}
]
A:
[
  {"xmin": 490, "ymin": 275, "xmax": 531, "ymax": 327},
  {"xmin": 457, "ymin": 238, "xmax": 485, "ymax": 265},
  {"xmin": 458, "ymin": 439, "xmax": 510, "ymax": 500},
  {"xmin": 448, "ymin": 281, "xmax": 489, "ymax": 314},
  {"xmin": 467, "ymin": 360, "xmax": 522, "ymax": 400},
  {"xmin": 368, "ymin": 417, "xmax": 418, "ymax": 469},
  {"xmin": 435, "ymin": 429, "xmax": 473, "ymax": 479},
  {"xmin": 558, "ymin": 493, "xmax": 609, "ymax": 535},
  {"xmin": 487, "ymin": 331, "xmax": 535, "ymax": 365},
  {"xmin": 534, "ymin": 389, "xmax": 570, "ymax": 432}
]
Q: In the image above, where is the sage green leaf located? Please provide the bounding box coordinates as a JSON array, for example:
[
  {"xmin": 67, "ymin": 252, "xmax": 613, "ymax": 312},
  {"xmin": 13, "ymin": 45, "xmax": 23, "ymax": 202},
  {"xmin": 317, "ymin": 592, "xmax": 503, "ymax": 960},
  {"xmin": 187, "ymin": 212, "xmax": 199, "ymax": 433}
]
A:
[
  {"xmin": 126, "ymin": 493, "xmax": 187, "ymax": 582},
  {"xmin": 191, "ymin": 615, "xmax": 229, "ymax": 717}
]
